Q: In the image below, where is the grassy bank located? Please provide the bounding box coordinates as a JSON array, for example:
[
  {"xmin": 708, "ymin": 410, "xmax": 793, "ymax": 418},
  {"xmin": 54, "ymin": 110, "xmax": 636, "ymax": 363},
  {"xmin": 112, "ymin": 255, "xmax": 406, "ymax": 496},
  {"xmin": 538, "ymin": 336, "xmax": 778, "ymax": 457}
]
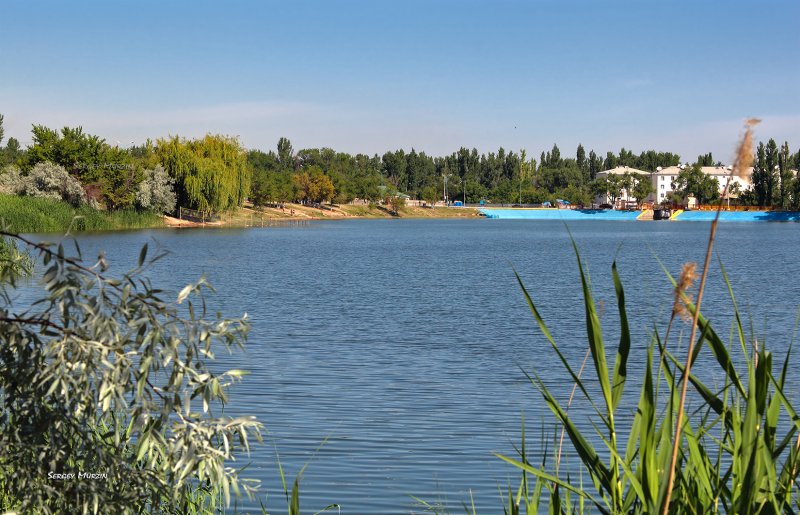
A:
[
  {"xmin": 0, "ymin": 194, "xmax": 165, "ymax": 233},
  {"xmin": 339, "ymin": 203, "xmax": 480, "ymax": 218}
]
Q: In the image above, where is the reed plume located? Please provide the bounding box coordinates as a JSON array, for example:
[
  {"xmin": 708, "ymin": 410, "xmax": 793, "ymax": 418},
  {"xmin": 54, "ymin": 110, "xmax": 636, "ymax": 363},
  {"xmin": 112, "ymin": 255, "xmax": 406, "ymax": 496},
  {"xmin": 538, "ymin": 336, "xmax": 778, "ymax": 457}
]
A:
[{"xmin": 661, "ymin": 118, "xmax": 759, "ymax": 514}]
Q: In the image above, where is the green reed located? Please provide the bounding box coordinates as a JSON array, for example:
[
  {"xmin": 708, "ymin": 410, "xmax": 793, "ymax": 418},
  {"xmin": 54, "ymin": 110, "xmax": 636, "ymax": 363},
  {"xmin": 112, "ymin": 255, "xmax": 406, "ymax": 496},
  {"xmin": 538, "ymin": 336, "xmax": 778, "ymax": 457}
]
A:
[{"xmin": 0, "ymin": 194, "xmax": 164, "ymax": 233}]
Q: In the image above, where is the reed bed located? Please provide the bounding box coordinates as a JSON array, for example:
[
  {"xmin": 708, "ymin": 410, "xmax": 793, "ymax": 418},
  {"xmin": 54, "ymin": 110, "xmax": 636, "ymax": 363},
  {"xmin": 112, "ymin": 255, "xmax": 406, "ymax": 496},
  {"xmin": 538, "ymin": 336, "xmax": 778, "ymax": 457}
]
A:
[
  {"xmin": 0, "ymin": 194, "xmax": 164, "ymax": 233},
  {"xmin": 495, "ymin": 120, "xmax": 800, "ymax": 514}
]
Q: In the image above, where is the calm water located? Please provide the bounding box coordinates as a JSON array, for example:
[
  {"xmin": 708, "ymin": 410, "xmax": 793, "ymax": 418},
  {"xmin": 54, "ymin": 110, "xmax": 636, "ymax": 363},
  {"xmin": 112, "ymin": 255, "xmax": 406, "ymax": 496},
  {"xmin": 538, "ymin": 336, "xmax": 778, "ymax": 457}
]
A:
[{"xmin": 25, "ymin": 220, "xmax": 800, "ymax": 512}]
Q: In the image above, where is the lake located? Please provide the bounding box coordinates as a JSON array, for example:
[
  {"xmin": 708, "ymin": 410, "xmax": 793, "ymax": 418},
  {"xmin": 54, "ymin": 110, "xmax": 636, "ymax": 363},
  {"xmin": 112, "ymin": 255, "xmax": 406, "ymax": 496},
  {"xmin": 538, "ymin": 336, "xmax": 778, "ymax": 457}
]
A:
[{"xmin": 26, "ymin": 219, "xmax": 800, "ymax": 512}]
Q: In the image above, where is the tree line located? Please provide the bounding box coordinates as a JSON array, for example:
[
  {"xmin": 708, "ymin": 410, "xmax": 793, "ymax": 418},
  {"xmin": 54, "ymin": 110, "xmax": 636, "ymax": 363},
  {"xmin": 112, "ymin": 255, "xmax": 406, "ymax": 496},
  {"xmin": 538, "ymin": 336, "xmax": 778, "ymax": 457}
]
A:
[{"xmin": 1, "ymin": 113, "xmax": 799, "ymax": 213}]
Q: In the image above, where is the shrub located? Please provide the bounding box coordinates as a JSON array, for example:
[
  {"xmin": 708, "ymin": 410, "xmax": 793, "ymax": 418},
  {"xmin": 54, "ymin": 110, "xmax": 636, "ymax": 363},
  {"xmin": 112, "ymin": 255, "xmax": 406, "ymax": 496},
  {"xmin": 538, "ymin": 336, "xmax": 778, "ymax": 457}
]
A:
[
  {"xmin": 0, "ymin": 162, "xmax": 87, "ymax": 206},
  {"xmin": 0, "ymin": 233, "xmax": 262, "ymax": 513},
  {"xmin": 136, "ymin": 165, "xmax": 177, "ymax": 214}
]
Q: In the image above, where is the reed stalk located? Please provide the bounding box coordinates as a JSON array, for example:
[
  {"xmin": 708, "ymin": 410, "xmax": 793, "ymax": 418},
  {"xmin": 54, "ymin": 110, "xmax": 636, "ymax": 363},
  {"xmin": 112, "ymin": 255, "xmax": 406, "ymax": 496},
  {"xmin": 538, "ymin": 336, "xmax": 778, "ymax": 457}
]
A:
[{"xmin": 660, "ymin": 118, "xmax": 758, "ymax": 514}]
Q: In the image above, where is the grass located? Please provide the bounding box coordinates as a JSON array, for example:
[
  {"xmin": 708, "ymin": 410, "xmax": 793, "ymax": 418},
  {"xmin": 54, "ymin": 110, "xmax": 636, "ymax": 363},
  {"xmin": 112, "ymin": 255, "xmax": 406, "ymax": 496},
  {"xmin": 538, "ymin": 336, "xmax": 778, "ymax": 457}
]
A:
[{"xmin": 0, "ymin": 194, "xmax": 164, "ymax": 233}]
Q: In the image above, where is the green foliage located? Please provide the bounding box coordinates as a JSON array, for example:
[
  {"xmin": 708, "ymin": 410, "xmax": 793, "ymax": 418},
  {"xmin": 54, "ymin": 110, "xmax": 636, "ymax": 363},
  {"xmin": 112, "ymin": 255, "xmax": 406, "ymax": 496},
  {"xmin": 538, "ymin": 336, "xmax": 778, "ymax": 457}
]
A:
[
  {"xmin": 22, "ymin": 125, "xmax": 140, "ymax": 209},
  {"xmin": 0, "ymin": 194, "xmax": 163, "ymax": 233},
  {"xmin": 157, "ymin": 135, "xmax": 250, "ymax": 213},
  {"xmin": 422, "ymin": 184, "xmax": 440, "ymax": 207},
  {"xmin": 752, "ymin": 140, "xmax": 781, "ymax": 207},
  {"xmin": 0, "ymin": 233, "xmax": 262, "ymax": 513},
  {"xmin": 630, "ymin": 173, "xmax": 655, "ymax": 206},
  {"xmin": 696, "ymin": 152, "xmax": 715, "ymax": 166},
  {"xmin": 499, "ymin": 246, "xmax": 800, "ymax": 513},
  {"xmin": 0, "ymin": 236, "xmax": 33, "ymax": 280},
  {"xmin": 671, "ymin": 164, "xmax": 720, "ymax": 204},
  {"xmin": 293, "ymin": 166, "xmax": 335, "ymax": 204},
  {"xmin": 777, "ymin": 141, "xmax": 794, "ymax": 209},
  {"xmin": 0, "ymin": 137, "xmax": 23, "ymax": 168}
]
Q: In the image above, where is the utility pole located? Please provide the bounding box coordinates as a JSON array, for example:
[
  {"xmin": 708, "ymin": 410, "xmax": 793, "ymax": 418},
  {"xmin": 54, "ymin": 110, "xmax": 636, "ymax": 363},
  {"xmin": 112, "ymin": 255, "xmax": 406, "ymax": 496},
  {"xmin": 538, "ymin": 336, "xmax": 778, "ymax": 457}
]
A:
[
  {"xmin": 519, "ymin": 149, "xmax": 527, "ymax": 206},
  {"xmin": 443, "ymin": 173, "xmax": 451, "ymax": 206}
]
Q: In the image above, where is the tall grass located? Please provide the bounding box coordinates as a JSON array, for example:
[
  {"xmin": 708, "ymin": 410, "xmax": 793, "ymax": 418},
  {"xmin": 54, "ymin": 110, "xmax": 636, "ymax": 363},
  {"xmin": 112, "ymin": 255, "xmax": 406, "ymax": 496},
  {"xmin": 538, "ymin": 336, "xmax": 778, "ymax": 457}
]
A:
[
  {"xmin": 498, "ymin": 121, "xmax": 800, "ymax": 513},
  {"xmin": 0, "ymin": 194, "xmax": 164, "ymax": 233}
]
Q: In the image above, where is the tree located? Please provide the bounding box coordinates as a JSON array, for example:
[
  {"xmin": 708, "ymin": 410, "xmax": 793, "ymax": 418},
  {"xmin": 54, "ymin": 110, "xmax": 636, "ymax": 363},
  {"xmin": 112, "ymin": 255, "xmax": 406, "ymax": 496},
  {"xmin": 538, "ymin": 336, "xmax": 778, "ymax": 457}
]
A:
[
  {"xmin": 0, "ymin": 113, "xmax": 4, "ymax": 147},
  {"xmin": 135, "ymin": 166, "xmax": 177, "ymax": 214},
  {"xmin": 293, "ymin": 166, "xmax": 335, "ymax": 204},
  {"xmin": 588, "ymin": 150, "xmax": 602, "ymax": 179},
  {"xmin": 0, "ymin": 234, "xmax": 262, "ymax": 513},
  {"xmin": 277, "ymin": 137, "xmax": 295, "ymax": 171},
  {"xmin": 607, "ymin": 173, "xmax": 632, "ymax": 207},
  {"xmin": 672, "ymin": 164, "xmax": 719, "ymax": 204},
  {"xmin": 382, "ymin": 185, "xmax": 405, "ymax": 215},
  {"xmin": 696, "ymin": 153, "xmax": 714, "ymax": 166},
  {"xmin": 156, "ymin": 135, "xmax": 250, "ymax": 213},
  {"xmin": 422, "ymin": 184, "xmax": 439, "ymax": 207},
  {"xmin": 752, "ymin": 142, "xmax": 769, "ymax": 206},
  {"xmin": 630, "ymin": 173, "xmax": 655, "ymax": 207},
  {"xmin": 778, "ymin": 142, "xmax": 793, "ymax": 209},
  {"xmin": 765, "ymin": 139, "xmax": 779, "ymax": 205},
  {"xmin": 382, "ymin": 150, "xmax": 407, "ymax": 190},
  {"xmin": 576, "ymin": 144, "xmax": 587, "ymax": 177},
  {"xmin": 3, "ymin": 137, "xmax": 22, "ymax": 167},
  {"xmin": 590, "ymin": 177, "xmax": 611, "ymax": 205}
]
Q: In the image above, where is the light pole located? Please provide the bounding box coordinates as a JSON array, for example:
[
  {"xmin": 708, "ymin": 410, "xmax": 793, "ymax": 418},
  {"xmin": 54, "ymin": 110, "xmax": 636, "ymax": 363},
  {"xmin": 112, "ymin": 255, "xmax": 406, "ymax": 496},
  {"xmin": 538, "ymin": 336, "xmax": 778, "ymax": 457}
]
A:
[{"xmin": 443, "ymin": 173, "xmax": 451, "ymax": 206}]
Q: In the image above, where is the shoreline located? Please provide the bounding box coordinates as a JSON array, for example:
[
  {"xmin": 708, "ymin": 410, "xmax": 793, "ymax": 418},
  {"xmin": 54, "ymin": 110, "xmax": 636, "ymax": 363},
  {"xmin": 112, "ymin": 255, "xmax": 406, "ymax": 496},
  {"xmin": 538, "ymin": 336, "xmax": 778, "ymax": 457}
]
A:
[{"xmin": 163, "ymin": 202, "xmax": 483, "ymax": 228}]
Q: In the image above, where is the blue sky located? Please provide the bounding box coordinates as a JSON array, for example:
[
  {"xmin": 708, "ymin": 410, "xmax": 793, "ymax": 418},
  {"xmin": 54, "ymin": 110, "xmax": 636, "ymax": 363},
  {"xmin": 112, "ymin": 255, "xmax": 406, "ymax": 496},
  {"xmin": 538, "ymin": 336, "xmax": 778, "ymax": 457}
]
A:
[{"xmin": 2, "ymin": 0, "xmax": 798, "ymax": 163}]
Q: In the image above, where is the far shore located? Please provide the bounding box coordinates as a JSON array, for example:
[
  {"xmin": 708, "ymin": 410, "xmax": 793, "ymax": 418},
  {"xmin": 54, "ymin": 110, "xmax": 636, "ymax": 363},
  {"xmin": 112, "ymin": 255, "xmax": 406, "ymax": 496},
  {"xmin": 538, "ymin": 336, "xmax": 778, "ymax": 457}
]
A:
[{"xmin": 163, "ymin": 202, "xmax": 482, "ymax": 228}]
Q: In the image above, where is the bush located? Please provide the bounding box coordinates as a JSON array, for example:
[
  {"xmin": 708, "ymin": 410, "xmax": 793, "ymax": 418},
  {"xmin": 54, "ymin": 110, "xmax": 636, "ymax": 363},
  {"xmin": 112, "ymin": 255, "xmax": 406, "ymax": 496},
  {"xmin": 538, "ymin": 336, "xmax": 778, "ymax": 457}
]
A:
[
  {"xmin": 136, "ymin": 165, "xmax": 177, "ymax": 214},
  {"xmin": 0, "ymin": 162, "xmax": 87, "ymax": 206},
  {"xmin": 0, "ymin": 233, "xmax": 262, "ymax": 513}
]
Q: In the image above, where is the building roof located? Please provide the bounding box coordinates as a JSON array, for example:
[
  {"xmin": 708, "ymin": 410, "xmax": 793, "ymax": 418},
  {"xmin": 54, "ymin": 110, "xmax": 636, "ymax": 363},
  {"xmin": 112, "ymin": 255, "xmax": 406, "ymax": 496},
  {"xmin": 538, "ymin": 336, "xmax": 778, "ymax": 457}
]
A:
[
  {"xmin": 597, "ymin": 166, "xmax": 650, "ymax": 176},
  {"xmin": 653, "ymin": 165, "xmax": 753, "ymax": 178}
]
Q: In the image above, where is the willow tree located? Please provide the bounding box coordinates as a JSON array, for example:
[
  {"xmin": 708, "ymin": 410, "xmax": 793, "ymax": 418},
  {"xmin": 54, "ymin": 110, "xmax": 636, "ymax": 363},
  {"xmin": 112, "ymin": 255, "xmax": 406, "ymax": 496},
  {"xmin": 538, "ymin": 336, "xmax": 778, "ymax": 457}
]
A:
[{"xmin": 157, "ymin": 135, "xmax": 250, "ymax": 213}]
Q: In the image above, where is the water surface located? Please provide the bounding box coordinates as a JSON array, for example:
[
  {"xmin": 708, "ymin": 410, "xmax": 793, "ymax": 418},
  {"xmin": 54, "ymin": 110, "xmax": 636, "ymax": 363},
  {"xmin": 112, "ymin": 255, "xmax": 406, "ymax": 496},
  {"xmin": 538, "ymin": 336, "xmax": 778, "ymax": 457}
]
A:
[{"xmin": 31, "ymin": 219, "xmax": 800, "ymax": 512}]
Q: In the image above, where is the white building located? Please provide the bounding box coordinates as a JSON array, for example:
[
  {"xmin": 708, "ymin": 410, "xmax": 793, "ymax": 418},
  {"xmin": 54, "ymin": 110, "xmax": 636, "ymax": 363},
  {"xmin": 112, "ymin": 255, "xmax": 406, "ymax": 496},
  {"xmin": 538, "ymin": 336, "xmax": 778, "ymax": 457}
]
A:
[
  {"xmin": 651, "ymin": 165, "xmax": 753, "ymax": 205},
  {"xmin": 594, "ymin": 166, "xmax": 650, "ymax": 207}
]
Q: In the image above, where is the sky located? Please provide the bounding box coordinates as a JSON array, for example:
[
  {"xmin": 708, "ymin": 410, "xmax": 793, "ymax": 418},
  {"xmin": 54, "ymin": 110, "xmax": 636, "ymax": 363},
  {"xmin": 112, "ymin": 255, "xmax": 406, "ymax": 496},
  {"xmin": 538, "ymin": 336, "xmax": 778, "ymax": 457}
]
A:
[{"xmin": 2, "ymin": 0, "xmax": 799, "ymax": 163}]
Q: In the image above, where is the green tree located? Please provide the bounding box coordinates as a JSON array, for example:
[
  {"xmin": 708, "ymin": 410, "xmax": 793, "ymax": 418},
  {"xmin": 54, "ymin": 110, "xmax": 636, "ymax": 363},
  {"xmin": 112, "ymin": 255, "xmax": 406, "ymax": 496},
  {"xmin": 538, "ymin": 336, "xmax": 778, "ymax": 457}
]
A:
[
  {"xmin": 576, "ymin": 144, "xmax": 587, "ymax": 177},
  {"xmin": 22, "ymin": 125, "xmax": 141, "ymax": 209},
  {"xmin": 777, "ymin": 141, "xmax": 793, "ymax": 209},
  {"xmin": 156, "ymin": 135, "xmax": 250, "ymax": 213},
  {"xmin": 629, "ymin": 173, "xmax": 655, "ymax": 207},
  {"xmin": 382, "ymin": 150, "xmax": 407, "ymax": 190},
  {"xmin": 0, "ymin": 234, "xmax": 261, "ymax": 513},
  {"xmin": 752, "ymin": 142, "xmax": 769, "ymax": 206},
  {"xmin": 765, "ymin": 138, "xmax": 779, "ymax": 205},
  {"xmin": 277, "ymin": 137, "xmax": 295, "ymax": 171},
  {"xmin": 590, "ymin": 177, "xmax": 611, "ymax": 205},
  {"xmin": 588, "ymin": 150, "xmax": 603, "ymax": 179},
  {"xmin": 422, "ymin": 184, "xmax": 440, "ymax": 207},
  {"xmin": 672, "ymin": 164, "xmax": 720, "ymax": 204},
  {"xmin": 696, "ymin": 152, "xmax": 714, "ymax": 166},
  {"xmin": 0, "ymin": 113, "xmax": 4, "ymax": 147},
  {"xmin": 1, "ymin": 138, "xmax": 22, "ymax": 168},
  {"xmin": 607, "ymin": 173, "xmax": 632, "ymax": 206}
]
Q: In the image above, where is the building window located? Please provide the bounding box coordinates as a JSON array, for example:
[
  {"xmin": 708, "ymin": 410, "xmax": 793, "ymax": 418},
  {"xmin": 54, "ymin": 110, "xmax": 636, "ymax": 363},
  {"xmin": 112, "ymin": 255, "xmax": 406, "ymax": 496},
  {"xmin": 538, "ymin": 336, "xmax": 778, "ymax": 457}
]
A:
[
  {"xmin": 660, "ymin": 193, "xmax": 665, "ymax": 198},
  {"xmin": 661, "ymin": 184, "xmax": 665, "ymax": 189}
]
